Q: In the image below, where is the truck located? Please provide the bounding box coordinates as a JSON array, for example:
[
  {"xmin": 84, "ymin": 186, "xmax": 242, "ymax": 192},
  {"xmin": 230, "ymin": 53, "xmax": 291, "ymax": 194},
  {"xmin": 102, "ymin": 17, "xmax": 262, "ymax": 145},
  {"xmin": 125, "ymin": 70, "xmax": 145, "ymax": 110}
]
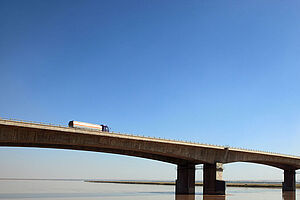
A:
[{"xmin": 68, "ymin": 121, "xmax": 109, "ymax": 132}]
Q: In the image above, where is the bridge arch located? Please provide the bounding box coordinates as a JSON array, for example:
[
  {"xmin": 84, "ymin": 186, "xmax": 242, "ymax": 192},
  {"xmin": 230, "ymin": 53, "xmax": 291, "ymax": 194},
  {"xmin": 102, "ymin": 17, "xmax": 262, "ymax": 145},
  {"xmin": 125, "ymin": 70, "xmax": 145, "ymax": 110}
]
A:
[
  {"xmin": 0, "ymin": 146, "xmax": 177, "ymax": 180},
  {"xmin": 222, "ymin": 162, "xmax": 283, "ymax": 181},
  {"xmin": 1, "ymin": 142, "xmax": 191, "ymax": 165}
]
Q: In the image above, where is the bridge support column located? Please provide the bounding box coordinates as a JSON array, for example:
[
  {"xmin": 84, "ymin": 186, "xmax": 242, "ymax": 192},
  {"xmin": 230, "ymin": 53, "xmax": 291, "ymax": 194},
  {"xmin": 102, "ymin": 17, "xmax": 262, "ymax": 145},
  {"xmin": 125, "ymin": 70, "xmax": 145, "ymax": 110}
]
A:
[
  {"xmin": 282, "ymin": 169, "xmax": 296, "ymax": 192},
  {"xmin": 175, "ymin": 163, "xmax": 195, "ymax": 195},
  {"xmin": 203, "ymin": 163, "xmax": 225, "ymax": 195}
]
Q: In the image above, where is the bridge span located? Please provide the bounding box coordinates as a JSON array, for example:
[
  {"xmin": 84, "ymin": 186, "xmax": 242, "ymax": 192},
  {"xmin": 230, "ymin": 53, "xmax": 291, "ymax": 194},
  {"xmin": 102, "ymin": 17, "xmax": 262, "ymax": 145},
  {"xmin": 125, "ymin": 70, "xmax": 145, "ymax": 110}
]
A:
[{"xmin": 0, "ymin": 119, "xmax": 299, "ymax": 195}]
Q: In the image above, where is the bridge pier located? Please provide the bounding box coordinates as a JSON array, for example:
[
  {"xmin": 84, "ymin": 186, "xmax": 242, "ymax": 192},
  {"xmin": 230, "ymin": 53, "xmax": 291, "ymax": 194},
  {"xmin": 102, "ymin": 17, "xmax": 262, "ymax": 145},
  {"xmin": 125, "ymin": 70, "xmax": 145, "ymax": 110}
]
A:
[
  {"xmin": 282, "ymin": 169, "xmax": 296, "ymax": 192},
  {"xmin": 175, "ymin": 195, "xmax": 195, "ymax": 200},
  {"xmin": 203, "ymin": 163, "xmax": 225, "ymax": 195},
  {"xmin": 282, "ymin": 192, "xmax": 296, "ymax": 200},
  {"xmin": 175, "ymin": 163, "xmax": 195, "ymax": 195}
]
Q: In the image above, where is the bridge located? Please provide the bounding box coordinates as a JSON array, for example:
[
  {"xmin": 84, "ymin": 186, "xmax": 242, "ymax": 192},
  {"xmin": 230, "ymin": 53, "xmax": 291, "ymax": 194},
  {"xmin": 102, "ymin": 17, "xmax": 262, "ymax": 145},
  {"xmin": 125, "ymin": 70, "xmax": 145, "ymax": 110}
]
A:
[{"xmin": 0, "ymin": 119, "xmax": 299, "ymax": 195}]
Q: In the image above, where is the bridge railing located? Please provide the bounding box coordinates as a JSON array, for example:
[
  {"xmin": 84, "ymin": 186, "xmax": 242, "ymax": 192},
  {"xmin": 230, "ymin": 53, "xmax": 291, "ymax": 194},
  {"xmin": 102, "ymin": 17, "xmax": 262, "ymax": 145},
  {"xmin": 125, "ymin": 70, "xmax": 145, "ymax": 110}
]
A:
[{"xmin": 0, "ymin": 117, "xmax": 67, "ymax": 128}]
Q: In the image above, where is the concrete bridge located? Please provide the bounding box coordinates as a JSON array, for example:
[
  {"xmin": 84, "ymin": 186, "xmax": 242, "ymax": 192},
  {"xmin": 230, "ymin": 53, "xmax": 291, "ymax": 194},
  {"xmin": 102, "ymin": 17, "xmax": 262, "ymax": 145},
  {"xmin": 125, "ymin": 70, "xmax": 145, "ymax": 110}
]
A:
[{"xmin": 0, "ymin": 119, "xmax": 299, "ymax": 195}]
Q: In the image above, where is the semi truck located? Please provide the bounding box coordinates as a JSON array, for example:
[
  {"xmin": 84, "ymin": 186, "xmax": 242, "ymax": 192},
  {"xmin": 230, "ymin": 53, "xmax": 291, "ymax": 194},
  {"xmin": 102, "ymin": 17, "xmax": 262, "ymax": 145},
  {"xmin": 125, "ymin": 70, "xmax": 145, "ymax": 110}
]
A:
[{"xmin": 68, "ymin": 121, "xmax": 109, "ymax": 132}]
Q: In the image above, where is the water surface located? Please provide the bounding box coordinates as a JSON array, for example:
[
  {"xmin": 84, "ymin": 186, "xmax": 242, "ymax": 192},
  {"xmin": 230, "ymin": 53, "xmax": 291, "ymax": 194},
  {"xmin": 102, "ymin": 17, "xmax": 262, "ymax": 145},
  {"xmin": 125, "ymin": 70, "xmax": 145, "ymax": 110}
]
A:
[{"xmin": 0, "ymin": 180, "xmax": 298, "ymax": 200}]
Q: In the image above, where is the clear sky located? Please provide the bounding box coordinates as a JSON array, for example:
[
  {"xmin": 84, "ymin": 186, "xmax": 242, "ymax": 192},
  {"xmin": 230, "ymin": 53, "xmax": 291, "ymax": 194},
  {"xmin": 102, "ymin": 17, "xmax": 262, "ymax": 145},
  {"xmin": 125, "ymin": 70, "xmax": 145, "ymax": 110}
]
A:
[{"xmin": 0, "ymin": 0, "xmax": 300, "ymax": 181}]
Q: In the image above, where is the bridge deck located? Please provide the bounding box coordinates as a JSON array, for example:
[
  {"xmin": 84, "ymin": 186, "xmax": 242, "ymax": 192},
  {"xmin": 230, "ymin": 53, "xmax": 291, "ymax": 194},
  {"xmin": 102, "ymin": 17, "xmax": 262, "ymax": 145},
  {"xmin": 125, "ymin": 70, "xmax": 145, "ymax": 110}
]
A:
[{"xmin": 0, "ymin": 118, "xmax": 300, "ymax": 169}]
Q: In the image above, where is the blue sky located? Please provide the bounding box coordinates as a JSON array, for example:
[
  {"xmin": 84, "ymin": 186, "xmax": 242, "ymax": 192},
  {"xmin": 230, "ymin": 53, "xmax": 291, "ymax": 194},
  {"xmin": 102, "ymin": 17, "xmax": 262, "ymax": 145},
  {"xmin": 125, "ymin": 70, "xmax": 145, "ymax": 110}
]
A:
[{"xmin": 0, "ymin": 0, "xmax": 300, "ymax": 181}]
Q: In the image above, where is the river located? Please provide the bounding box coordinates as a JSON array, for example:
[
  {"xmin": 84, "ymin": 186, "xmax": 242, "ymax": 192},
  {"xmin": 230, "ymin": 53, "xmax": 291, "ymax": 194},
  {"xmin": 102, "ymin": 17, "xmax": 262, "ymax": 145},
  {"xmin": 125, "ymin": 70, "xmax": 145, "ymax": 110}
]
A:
[{"xmin": 0, "ymin": 180, "xmax": 298, "ymax": 200}]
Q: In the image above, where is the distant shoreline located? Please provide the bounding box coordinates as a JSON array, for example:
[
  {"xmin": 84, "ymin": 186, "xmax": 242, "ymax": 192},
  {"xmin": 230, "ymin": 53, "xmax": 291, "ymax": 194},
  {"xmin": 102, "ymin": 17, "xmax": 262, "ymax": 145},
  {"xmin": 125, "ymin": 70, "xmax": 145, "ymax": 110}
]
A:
[
  {"xmin": 86, "ymin": 180, "xmax": 300, "ymax": 188},
  {"xmin": 1, "ymin": 178, "xmax": 299, "ymax": 188}
]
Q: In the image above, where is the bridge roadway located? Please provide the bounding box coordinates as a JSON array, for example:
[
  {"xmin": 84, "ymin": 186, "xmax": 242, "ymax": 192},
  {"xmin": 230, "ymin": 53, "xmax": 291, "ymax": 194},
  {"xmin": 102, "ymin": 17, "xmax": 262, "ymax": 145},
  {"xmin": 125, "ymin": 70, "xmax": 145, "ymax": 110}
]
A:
[{"xmin": 0, "ymin": 119, "xmax": 299, "ymax": 195}]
